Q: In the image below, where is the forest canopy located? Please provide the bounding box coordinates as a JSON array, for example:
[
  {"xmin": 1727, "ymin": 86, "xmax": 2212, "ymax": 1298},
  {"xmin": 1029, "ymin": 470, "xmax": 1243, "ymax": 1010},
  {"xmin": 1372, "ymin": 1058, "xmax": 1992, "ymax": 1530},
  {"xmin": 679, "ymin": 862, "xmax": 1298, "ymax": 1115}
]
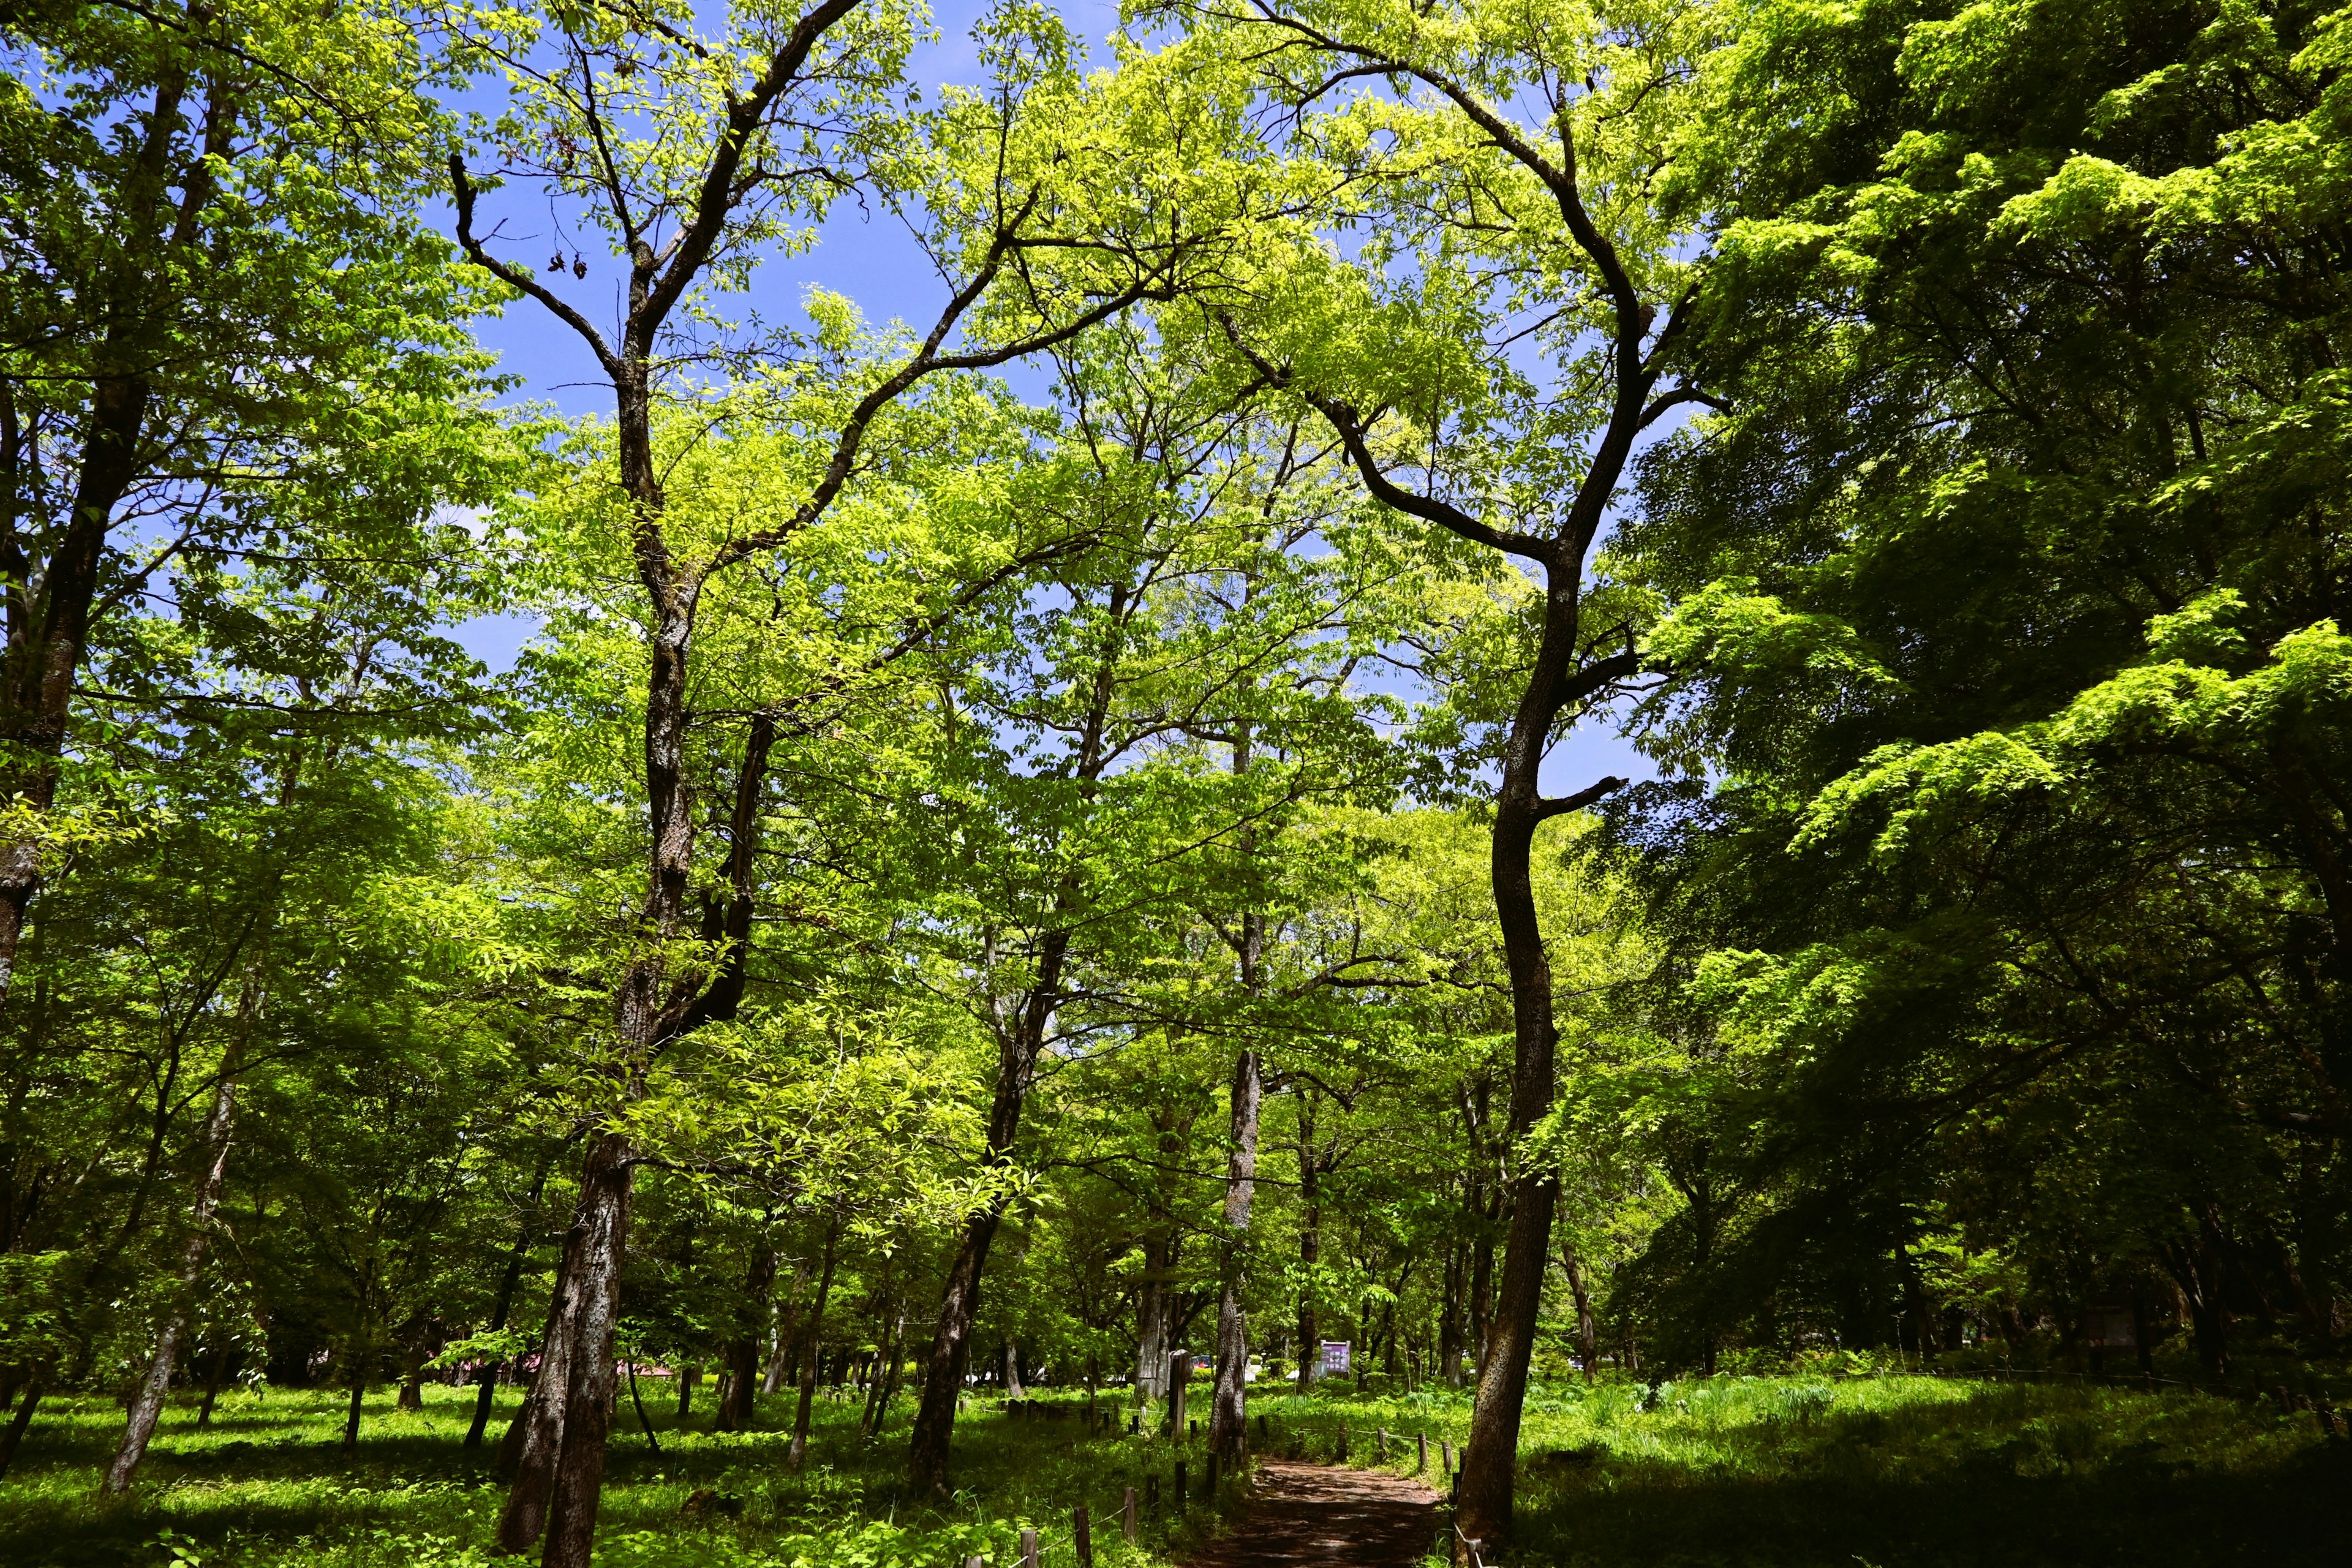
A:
[{"xmin": 1, "ymin": 0, "xmax": 2346, "ymax": 1563}]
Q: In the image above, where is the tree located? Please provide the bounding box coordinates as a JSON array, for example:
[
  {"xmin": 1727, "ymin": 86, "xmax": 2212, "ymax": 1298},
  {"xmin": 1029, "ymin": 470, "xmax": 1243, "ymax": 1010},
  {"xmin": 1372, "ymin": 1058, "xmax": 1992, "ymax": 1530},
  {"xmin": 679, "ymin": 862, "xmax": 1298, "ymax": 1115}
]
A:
[
  {"xmin": 1606, "ymin": 0, "xmax": 2352, "ymax": 1372},
  {"xmin": 436, "ymin": 0, "xmax": 1246, "ymax": 1550},
  {"xmin": 0, "ymin": 0, "xmax": 499, "ymax": 1006},
  {"xmin": 1164, "ymin": 0, "xmax": 1713, "ymax": 1537}
]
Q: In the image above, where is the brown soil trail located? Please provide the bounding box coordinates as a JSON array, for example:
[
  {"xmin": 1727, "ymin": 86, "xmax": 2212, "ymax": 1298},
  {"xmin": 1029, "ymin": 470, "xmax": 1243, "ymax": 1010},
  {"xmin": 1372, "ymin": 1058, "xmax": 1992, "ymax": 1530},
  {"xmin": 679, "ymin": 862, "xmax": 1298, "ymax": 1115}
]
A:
[{"xmin": 1185, "ymin": 1461, "xmax": 1443, "ymax": 1568}]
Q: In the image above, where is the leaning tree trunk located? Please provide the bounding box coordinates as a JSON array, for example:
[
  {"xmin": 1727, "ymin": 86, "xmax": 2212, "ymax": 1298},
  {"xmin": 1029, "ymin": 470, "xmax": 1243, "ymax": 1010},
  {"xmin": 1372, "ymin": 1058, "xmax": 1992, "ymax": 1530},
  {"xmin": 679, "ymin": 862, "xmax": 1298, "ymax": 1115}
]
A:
[
  {"xmin": 467, "ymin": 1153, "xmax": 557, "ymax": 1449},
  {"xmin": 907, "ymin": 938, "xmax": 1066, "ymax": 1495},
  {"xmin": 104, "ymin": 1031, "xmax": 245, "ymax": 1494},
  {"xmin": 0, "ymin": 1374, "xmax": 43, "ymax": 1481},
  {"xmin": 0, "ymin": 69, "xmax": 200, "ymax": 1010}
]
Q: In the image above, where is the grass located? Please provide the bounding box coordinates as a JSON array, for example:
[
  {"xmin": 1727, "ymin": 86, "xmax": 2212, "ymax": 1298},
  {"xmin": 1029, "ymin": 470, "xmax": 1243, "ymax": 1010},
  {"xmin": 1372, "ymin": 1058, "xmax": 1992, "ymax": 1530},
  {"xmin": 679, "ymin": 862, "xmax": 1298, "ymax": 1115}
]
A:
[
  {"xmin": 0, "ymin": 1374, "xmax": 2342, "ymax": 1567},
  {"xmin": 1264, "ymin": 1373, "xmax": 2349, "ymax": 1568},
  {"xmin": 0, "ymin": 1383, "xmax": 1202, "ymax": 1568}
]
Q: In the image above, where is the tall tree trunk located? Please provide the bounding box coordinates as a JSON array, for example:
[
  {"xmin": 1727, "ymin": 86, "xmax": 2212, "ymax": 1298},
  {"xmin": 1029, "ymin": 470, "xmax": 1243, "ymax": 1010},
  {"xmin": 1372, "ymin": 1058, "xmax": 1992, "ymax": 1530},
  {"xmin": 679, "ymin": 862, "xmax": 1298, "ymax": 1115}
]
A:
[
  {"xmin": 1454, "ymin": 553, "xmax": 1603, "ymax": 1546},
  {"xmin": 1561, "ymin": 1243, "xmax": 1597, "ymax": 1385},
  {"xmin": 1209, "ymin": 709, "xmax": 1267, "ymax": 1464},
  {"xmin": 2161, "ymin": 1207, "xmax": 2234, "ymax": 1377},
  {"xmin": 788, "ymin": 1221, "xmax": 840, "ymax": 1471},
  {"xmin": 862, "ymin": 1305, "xmax": 904, "ymax": 1436},
  {"xmin": 1209, "ymin": 1041, "xmax": 1262, "ymax": 1468},
  {"xmin": 495, "ymin": 1129, "xmax": 632, "ymax": 1559},
  {"xmin": 1232, "ymin": 84, "xmax": 1665, "ymax": 1536},
  {"xmin": 467, "ymin": 1153, "xmax": 557, "ymax": 1450},
  {"xmin": 714, "ymin": 1244, "xmax": 777, "ymax": 1432},
  {"xmin": 1295, "ymin": 1091, "xmax": 1320, "ymax": 1396},
  {"xmin": 398, "ymin": 1335, "xmax": 429, "ymax": 1411},
  {"xmin": 0, "ymin": 68, "xmax": 208, "ymax": 1008},
  {"xmin": 104, "ymin": 1027, "xmax": 245, "ymax": 1494},
  {"xmin": 761, "ymin": 1256, "xmax": 813, "ymax": 1398},
  {"xmin": 1135, "ymin": 1227, "xmax": 1172, "ymax": 1406},
  {"xmin": 1002, "ymin": 1336, "xmax": 1026, "ymax": 1400},
  {"xmin": 906, "ymin": 932, "xmax": 1069, "ymax": 1494},
  {"xmin": 1440, "ymin": 1239, "xmax": 1465, "ymax": 1386}
]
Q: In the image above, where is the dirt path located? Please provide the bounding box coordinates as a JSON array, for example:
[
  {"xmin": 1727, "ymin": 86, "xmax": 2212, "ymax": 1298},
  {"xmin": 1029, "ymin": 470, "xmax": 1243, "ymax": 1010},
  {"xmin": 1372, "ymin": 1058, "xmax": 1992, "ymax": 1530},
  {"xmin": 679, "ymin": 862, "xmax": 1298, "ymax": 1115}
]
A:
[{"xmin": 1184, "ymin": 1461, "xmax": 1443, "ymax": 1568}]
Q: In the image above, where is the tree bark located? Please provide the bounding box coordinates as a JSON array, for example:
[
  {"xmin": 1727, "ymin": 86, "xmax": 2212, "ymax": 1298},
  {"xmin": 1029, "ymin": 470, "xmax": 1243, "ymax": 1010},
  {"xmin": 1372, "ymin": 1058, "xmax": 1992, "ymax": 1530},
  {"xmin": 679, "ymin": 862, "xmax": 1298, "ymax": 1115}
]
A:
[
  {"xmin": 1561, "ymin": 1243, "xmax": 1597, "ymax": 1384},
  {"xmin": 467, "ymin": 1155, "xmax": 557, "ymax": 1450},
  {"xmin": 713, "ymin": 1244, "xmax": 777, "ymax": 1432},
  {"xmin": 907, "ymin": 911, "xmax": 1076, "ymax": 1495},
  {"xmin": 196, "ymin": 1338, "xmax": 232, "ymax": 1429},
  {"xmin": 0, "ymin": 67, "xmax": 206, "ymax": 1008},
  {"xmin": 496, "ymin": 1130, "xmax": 631, "ymax": 1559},
  {"xmin": 788, "ymin": 1222, "xmax": 840, "ymax": 1471},
  {"xmin": 0, "ymin": 1375, "xmax": 42, "ymax": 1481},
  {"xmin": 1135, "ymin": 1225, "xmax": 1174, "ymax": 1406},
  {"xmin": 104, "ymin": 1030, "xmax": 244, "ymax": 1493},
  {"xmin": 342, "ymin": 1360, "xmax": 368, "ymax": 1455},
  {"xmin": 1294, "ymin": 1090, "xmax": 1324, "ymax": 1396},
  {"xmin": 1440, "ymin": 1238, "xmax": 1466, "ymax": 1386},
  {"xmin": 1208, "ymin": 1042, "xmax": 1262, "ymax": 1467},
  {"xmin": 398, "ymin": 1341, "xmax": 428, "ymax": 1411},
  {"xmin": 861, "ymin": 1305, "xmax": 905, "ymax": 1436}
]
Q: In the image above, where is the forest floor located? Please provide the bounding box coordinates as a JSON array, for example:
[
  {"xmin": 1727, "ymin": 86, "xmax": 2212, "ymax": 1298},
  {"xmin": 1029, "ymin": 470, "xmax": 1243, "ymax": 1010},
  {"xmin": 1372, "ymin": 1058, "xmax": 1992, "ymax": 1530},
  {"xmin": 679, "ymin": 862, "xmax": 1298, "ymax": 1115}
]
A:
[
  {"xmin": 1181, "ymin": 1461, "xmax": 1438, "ymax": 1568},
  {"xmin": 0, "ymin": 1374, "xmax": 2342, "ymax": 1567}
]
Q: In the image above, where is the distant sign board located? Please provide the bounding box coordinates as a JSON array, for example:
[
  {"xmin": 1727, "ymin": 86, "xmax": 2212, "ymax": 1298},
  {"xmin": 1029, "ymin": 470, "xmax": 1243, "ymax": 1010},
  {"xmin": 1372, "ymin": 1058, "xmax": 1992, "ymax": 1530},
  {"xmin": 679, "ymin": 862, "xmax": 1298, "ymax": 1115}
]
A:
[
  {"xmin": 1320, "ymin": 1341, "xmax": 1351, "ymax": 1376},
  {"xmin": 2085, "ymin": 1305, "xmax": 2136, "ymax": 1349}
]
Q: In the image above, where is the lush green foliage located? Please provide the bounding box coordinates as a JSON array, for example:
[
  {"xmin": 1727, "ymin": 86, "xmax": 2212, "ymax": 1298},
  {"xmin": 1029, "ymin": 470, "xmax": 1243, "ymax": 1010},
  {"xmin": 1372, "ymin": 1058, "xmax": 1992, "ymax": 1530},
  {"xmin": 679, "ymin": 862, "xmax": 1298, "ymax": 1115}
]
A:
[{"xmin": 4, "ymin": 0, "xmax": 2349, "ymax": 1562}]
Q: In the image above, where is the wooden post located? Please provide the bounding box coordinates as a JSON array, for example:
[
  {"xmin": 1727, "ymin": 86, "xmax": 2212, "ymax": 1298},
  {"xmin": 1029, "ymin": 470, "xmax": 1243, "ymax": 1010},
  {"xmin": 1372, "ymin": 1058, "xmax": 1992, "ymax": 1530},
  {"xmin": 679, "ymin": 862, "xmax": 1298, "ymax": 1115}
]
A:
[
  {"xmin": 1417, "ymin": 1431, "xmax": 1428, "ymax": 1472},
  {"xmin": 964, "ymin": 1556, "xmax": 984, "ymax": 1568},
  {"xmin": 1440, "ymin": 1438, "xmax": 1452, "ymax": 1476},
  {"xmin": 1020, "ymin": 1529, "xmax": 1038, "ymax": 1568},
  {"xmin": 1188, "ymin": 1418, "xmax": 1197, "ymax": 1439},
  {"xmin": 1257, "ymin": 1412, "xmax": 1268, "ymax": 1444},
  {"xmin": 1074, "ymin": 1506, "xmax": 1092, "ymax": 1568},
  {"xmin": 1123, "ymin": 1487, "xmax": 1137, "ymax": 1543},
  {"xmin": 1377, "ymin": 1428, "xmax": 1387, "ymax": 1462},
  {"xmin": 1336, "ymin": 1423, "xmax": 1348, "ymax": 1463},
  {"xmin": 1206, "ymin": 1452, "xmax": 1219, "ymax": 1496},
  {"xmin": 1169, "ymin": 1351, "xmax": 1189, "ymax": 1434},
  {"xmin": 1175, "ymin": 1460, "xmax": 1187, "ymax": 1509}
]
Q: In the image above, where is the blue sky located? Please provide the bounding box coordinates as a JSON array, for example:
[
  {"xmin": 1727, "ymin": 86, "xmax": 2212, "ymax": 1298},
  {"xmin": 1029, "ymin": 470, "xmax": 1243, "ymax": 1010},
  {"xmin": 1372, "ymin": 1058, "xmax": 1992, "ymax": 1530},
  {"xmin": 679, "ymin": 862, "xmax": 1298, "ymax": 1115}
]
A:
[{"xmin": 445, "ymin": 0, "xmax": 1654, "ymax": 794}]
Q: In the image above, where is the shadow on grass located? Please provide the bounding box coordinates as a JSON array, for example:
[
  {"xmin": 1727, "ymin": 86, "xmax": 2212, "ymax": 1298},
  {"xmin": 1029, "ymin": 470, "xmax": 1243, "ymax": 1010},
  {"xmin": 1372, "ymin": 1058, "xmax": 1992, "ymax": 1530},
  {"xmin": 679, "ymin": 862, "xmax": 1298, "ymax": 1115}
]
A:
[{"xmin": 1512, "ymin": 1385, "xmax": 2350, "ymax": 1568}]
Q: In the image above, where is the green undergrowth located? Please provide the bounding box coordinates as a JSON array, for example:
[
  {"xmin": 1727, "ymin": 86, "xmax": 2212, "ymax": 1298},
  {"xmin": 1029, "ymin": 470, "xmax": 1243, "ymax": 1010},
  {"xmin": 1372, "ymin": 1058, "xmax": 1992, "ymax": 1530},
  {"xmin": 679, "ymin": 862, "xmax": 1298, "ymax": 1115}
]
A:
[
  {"xmin": 1263, "ymin": 1374, "xmax": 2348, "ymax": 1567},
  {"xmin": 0, "ymin": 1385, "xmax": 1212, "ymax": 1568},
  {"xmin": 2, "ymin": 1376, "xmax": 2345, "ymax": 1567}
]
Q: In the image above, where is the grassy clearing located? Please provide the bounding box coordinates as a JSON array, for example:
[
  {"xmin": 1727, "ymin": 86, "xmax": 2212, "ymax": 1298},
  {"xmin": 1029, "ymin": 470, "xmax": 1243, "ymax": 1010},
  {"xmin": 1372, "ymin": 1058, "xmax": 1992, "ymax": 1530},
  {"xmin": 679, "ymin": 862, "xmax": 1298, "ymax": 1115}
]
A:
[
  {"xmin": 0, "ymin": 1384, "xmax": 1205, "ymax": 1568},
  {"xmin": 0, "ymin": 1375, "xmax": 2342, "ymax": 1567}
]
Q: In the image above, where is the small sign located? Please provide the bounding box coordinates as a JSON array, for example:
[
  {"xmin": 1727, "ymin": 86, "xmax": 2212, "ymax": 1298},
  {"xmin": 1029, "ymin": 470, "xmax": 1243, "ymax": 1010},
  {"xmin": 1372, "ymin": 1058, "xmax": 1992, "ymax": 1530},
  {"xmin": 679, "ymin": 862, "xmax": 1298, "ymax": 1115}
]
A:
[
  {"xmin": 2085, "ymin": 1305, "xmax": 2136, "ymax": 1348},
  {"xmin": 1321, "ymin": 1341, "xmax": 1351, "ymax": 1374}
]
